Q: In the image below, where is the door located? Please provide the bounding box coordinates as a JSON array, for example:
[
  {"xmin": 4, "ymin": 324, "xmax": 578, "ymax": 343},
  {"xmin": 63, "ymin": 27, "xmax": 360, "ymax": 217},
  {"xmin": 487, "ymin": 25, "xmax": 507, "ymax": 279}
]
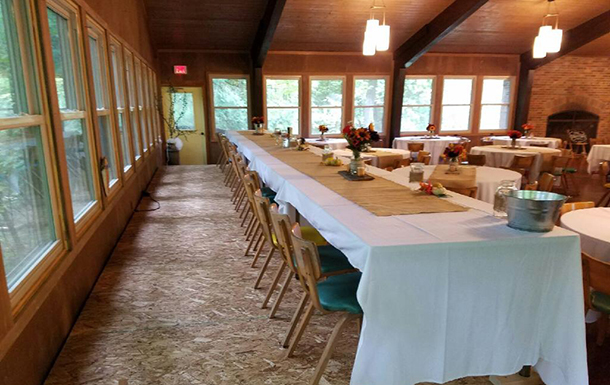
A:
[{"xmin": 162, "ymin": 87, "xmax": 207, "ymax": 165}]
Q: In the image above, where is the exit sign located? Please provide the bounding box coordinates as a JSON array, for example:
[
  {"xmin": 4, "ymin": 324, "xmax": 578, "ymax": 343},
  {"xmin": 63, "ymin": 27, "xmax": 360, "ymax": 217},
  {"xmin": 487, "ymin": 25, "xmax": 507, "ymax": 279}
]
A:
[{"xmin": 174, "ymin": 65, "xmax": 187, "ymax": 75}]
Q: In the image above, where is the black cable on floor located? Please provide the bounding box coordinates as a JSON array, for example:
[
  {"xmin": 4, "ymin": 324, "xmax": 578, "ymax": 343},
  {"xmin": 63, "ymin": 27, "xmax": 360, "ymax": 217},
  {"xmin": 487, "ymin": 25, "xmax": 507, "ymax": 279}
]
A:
[{"xmin": 135, "ymin": 191, "xmax": 161, "ymax": 212}]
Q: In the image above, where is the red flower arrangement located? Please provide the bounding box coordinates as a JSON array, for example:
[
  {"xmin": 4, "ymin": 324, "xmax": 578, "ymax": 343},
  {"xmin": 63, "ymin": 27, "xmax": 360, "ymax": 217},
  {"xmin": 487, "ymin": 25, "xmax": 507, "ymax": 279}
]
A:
[
  {"xmin": 252, "ymin": 116, "xmax": 265, "ymax": 125},
  {"xmin": 342, "ymin": 123, "xmax": 380, "ymax": 158},
  {"xmin": 522, "ymin": 123, "xmax": 534, "ymax": 132},
  {"xmin": 508, "ymin": 130, "xmax": 522, "ymax": 139},
  {"xmin": 442, "ymin": 143, "xmax": 466, "ymax": 160},
  {"xmin": 426, "ymin": 123, "xmax": 437, "ymax": 134},
  {"xmin": 318, "ymin": 125, "xmax": 329, "ymax": 134}
]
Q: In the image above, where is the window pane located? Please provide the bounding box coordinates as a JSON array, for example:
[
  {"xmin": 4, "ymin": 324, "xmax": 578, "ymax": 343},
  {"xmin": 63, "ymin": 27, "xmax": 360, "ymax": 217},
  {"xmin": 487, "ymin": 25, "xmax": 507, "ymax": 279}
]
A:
[
  {"xmin": 311, "ymin": 108, "xmax": 342, "ymax": 134},
  {"xmin": 266, "ymin": 79, "xmax": 299, "ymax": 107},
  {"xmin": 311, "ymin": 79, "xmax": 343, "ymax": 107},
  {"xmin": 110, "ymin": 46, "xmax": 124, "ymax": 109},
  {"xmin": 354, "ymin": 78, "xmax": 385, "ymax": 106},
  {"xmin": 117, "ymin": 113, "xmax": 131, "ymax": 169},
  {"xmin": 130, "ymin": 111, "xmax": 140, "ymax": 157},
  {"xmin": 215, "ymin": 108, "xmax": 248, "ymax": 131},
  {"xmin": 354, "ymin": 107, "xmax": 384, "ymax": 131},
  {"xmin": 62, "ymin": 119, "xmax": 96, "ymax": 218},
  {"xmin": 98, "ymin": 115, "xmax": 118, "ymax": 184},
  {"xmin": 88, "ymin": 36, "xmax": 105, "ymax": 109},
  {"xmin": 172, "ymin": 93, "xmax": 195, "ymax": 131},
  {"xmin": 482, "ymin": 78, "xmax": 511, "ymax": 104},
  {"xmin": 267, "ymin": 108, "xmax": 299, "ymax": 133},
  {"xmin": 124, "ymin": 55, "xmax": 140, "ymax": 157},
  {"xmin": 401, "ymin": 106, "xmax": 431, "ymax": 132},
  {"xmin": 0, "ymin": 0, "xmax": 28, "ymax": 117},
  {"xmin": 441, "ymin": 106, "xmax": 471, "ymax": 131},
  {"xmin": 403, "ymin": 78, "xmax": 433, "ymax": 105},
  {"xmin": 0, "ymin": 126, "xmax": 56, "ymax": 290},
  {"xmin": 442, "ymin": 78, "xmax": 473, "ymax": 105},
  {"xmin": 480, "ymin": 105, "xmax": 509, "ymax": 131},
  {"xmin": 47, "ymin": 8, "xmax": 78, "ymax": 111},
  {"xmin": 213, "ymin": 78, "xmax": 247, "ymax": 107}
]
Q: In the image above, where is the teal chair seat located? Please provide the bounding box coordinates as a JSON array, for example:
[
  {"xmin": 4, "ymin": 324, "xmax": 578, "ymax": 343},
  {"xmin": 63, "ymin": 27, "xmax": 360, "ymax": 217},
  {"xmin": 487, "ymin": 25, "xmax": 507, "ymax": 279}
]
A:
[
  {"xmin": 318, "ymin": 245, "xmax": 355, "ymax": 274},
  {"xmin": 317, "ymin": 272, "xmax": 362, "ymax": 314},
  {"xmin": 592, "ymin": 290, "xmax": 610, "ymax": 314},
  {"xmin": 261, "ymin": 187, "xmax": 276, "ymax": 204}
]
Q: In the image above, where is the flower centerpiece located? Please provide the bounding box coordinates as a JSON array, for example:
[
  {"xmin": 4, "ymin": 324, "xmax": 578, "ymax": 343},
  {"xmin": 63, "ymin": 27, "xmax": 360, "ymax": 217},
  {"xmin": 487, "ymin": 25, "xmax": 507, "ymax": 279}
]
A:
[
  {"xmin": 426, "ymin": 123, "xmax": 437, "ymax": 137},
  {"xmin": 342, "ymin": 123, "xmax": 380, "ymax": 174},
  {"xmin": 522, "ymin": 123, "xmax": 534, "ymax": 138},
  {"xmin": 442, "ymin": 143, "xmax": 466, "ymax": 174},
  {"xmin": 507, "ymin": 129, "xmax": 523, "ymax": 148},
  {"xmin": 252, "ymin": 116, "xmax": 265, "ymax": 133},
  {"xmin": 318, "ymin": 125, "xmax": 329, "ymax": 141}
]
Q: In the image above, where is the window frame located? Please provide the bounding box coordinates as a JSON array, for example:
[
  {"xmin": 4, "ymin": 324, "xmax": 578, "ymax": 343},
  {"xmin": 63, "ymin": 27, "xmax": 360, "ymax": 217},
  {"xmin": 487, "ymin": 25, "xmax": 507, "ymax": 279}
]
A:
[
  {"xmin": 85, "ymin": 17, "xmax": 122, "ymax": 197},
  {"xmin": 309, "ymin": 75, "xmax": 346, "ymax": 137},
  {"xmin": 145, "ymin": 66, "xmax": 155, "ymax": 148},
  {"xmin": 352, "ymin": 75, "xmax": 389, "ymax": 135},
  {"xmin": 400, "ymin": 75, "xmax": 436, "ymax": 135},
  {"xmin": 133, "ymin": 57, "xmax": 149, "ymax": 154},
  {"xmin": 478, "ymin": 75, "xmax": 516, "ymax": 133},
  {"xmin": 208, "ymin": 74, "xmax": 251, "ymax": 136},
  {"xmin": 439, "ymin": 75, "xmax": 476, "ymax": 134},
  {"xmin": 123, "ymin": 48, "xmax": 142, "ymax": 164},
  {"xmin": 263, "ymin": 75, "xmax": 301, "ymax": 134}
]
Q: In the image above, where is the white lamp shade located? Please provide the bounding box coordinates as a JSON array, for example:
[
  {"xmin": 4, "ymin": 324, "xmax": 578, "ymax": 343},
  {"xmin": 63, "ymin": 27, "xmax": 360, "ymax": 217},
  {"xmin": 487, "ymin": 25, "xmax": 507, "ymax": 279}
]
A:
[
  {"xmin": 545, "ymin": 28, "xmax": 563, "ymax": 53},
  {"xmin": 376, "ymin": 24, "xmax": 390, "ymax": 51},
  {"xmin": 363, "ymin": 32, "xmax": 376, "ymax": 56},
  {"xmin": 365, "ymin": 18, "xmax": 380, "ymax": 43},
  {"xmin": 533, "ymin": 35, "xmax": 547, "ymax": 59}
]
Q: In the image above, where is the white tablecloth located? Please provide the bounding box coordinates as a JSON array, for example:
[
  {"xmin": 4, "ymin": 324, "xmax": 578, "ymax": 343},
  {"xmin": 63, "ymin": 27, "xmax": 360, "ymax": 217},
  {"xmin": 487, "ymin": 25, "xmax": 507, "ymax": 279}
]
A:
[
  {"xmin": 587, "ymin": 145, "xmax": 610, "ymax": 174},
  {"xmin": 470, "ymin": 145, "xmax": 561, "ymax": 182},
  {"xmin": 561, "ymin": 208, "xmax": 610, "ymax": 262},
  {"xmin": 305, "ymin": 137, "xmax": 349, "ymax": 150},
  {"xmin": 393, "ymin": 136, "xmax": 463, "ymax": 165},
  {"xmin": 391, "ymin": 165, "xmax": 522, "ymax": 204},
  {"xmin": 226, "ymin": 131, "xmax": 587, "ymax": 385},
  {"xmin": 488, "ymin": 136, "xmax": 563, "ymax": 149},
  {"xmin": 332, "ymin": 148, "xmax": 410, "ymax": 168}
]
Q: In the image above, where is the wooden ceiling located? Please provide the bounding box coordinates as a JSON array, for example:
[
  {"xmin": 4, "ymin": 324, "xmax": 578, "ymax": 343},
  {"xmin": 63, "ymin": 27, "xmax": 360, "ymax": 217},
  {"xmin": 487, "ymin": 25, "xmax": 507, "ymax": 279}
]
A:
[
  {"xmin": 143, "ymin": 0, "xmax": 268, "ymax": 51},
  {"xmin": 144, "ymin": 0, "xmax": 610, "ymax": 56}
]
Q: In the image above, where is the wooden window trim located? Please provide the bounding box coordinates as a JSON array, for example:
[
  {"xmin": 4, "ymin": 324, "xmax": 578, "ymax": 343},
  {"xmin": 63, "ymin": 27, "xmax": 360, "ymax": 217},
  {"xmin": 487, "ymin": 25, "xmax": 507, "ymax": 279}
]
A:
[
  {"xmin": 400, "ymin": 75, "xmax": 436, "ymax": 135},
  {"xmin": 208, "ymin": 74, "xmax": 251, "ymax": 137},
  {"xmin": 309, "ymin": 75, "xmax": 346, "ymax": 138},
  {"xmin": 439, "ymin": 75, "xmax": 477, "ymax": 135},
  {"xmin": 263, "ymin": 75, "xmax": 301, "ymax": 135},
  {"xmin": 478, "ymin": 75, "xmax": 516, "ymax": 134},
  {"xmin": 352, "ymin": 75, "xmax": 390, "ymax": 136}
]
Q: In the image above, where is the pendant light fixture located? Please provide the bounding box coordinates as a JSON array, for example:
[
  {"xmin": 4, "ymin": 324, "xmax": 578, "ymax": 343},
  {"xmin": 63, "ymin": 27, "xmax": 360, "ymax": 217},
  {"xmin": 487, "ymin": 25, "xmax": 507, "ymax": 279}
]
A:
[
  {"xmin": 362, "ymin": 0, "xmax": 390, "ymax": 56},
  {"xmin": 532, "ymin": 0, "xmax": 563, "ymax": 59}
]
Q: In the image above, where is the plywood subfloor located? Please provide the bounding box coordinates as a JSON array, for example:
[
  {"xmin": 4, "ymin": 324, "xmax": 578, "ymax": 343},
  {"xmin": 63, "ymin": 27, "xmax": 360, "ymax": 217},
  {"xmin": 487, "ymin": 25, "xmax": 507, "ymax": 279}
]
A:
[{"xmin": 44, "ymin": 166, "xmax": 544, "ymax": 385}]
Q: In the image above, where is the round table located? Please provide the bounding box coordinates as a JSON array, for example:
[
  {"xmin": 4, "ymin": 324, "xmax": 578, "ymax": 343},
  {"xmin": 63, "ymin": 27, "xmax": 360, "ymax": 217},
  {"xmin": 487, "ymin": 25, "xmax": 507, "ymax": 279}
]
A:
[
  {"xmin": 470, "ymin": 145, "xmax": 561, "ymax": 182},
  {"xmin": 392, "ymin": 165, "xmax": 522, "ymax": 204},
  {"xmin": 392, "ymin": 136, "xmax": 462, "ymax": 165},
  {"xmin": 487, "ymin": 136, "xmax": 562, "ymax": 149},
  {"xmin": 587, "ymin": 145, "xmax": 610, "ymax": 174},
  {"xmin": 305, "ymin": 138, "xmax": 348, "ymax": 150},
  {"xmin": 560, "ymin": 208, "xmax": 610, "ymax": 262}
]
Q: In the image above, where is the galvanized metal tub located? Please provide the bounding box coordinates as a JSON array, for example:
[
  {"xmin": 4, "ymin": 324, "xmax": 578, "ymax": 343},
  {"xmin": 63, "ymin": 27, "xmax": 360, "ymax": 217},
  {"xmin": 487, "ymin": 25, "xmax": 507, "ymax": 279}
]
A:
[{"xmin": 505, "ymin": 190, "xmax": 567, "ymax": 232}]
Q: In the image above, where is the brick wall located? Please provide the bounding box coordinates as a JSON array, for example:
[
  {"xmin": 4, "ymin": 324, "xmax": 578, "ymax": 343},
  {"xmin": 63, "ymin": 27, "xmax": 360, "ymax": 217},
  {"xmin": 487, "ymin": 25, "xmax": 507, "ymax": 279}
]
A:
[{"xmin": 528, "ymin": 55, "xmax": 610, "ymax": 142}]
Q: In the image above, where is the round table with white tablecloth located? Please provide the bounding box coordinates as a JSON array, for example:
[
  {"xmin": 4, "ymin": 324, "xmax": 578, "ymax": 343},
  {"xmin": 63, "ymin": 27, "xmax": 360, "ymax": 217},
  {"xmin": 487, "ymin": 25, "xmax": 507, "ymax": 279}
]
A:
[
  {"xmin": 392, "ymin": 136, "xmax": 462, "ymax": 165},
  {"xmin": 332, "ymin": 148, "xmax": 410, "ymax": 168},
  {"xmin": 487, "ymin": 136, "xmax": 562, "ymax": 149},
  {"xmin": 560, "ymin": 208, "xmax": 610, "ymax": 262},
  {"xmin": 470, "ymin": 145, "xmax": 561, "ymax": 182},
  {"xmin": 587, "ymin": 145, "xmax": 610, "ymax": 174},
  {"xmin": 305, "ymin": 137, "xmax": 348, "ymax": 150},
  {"xmin": 392, "ymin": 165, "xmax": 522, "ymax": 204}
]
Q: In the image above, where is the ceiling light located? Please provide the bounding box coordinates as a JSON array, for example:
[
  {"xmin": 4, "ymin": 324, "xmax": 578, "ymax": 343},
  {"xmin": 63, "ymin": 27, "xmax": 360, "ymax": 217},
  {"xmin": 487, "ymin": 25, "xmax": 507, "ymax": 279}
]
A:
[{"xmin": 532, "ymin": 0, "xmax": 562, "ymax": 58}]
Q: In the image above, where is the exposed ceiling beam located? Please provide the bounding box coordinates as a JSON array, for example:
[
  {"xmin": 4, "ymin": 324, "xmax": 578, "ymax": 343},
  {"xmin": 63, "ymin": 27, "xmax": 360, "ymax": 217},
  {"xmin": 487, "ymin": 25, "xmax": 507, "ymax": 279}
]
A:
[
  {"xmin": 393, "ymin": 0, "xmax": 489, "ymax": 68},
  {"xmin": 251, "ymin": 0, "xmax": 287, "ymax": 68},
  {"xmin": 521, "ymin": 10, "xmax": 610, "ymax": 70}
]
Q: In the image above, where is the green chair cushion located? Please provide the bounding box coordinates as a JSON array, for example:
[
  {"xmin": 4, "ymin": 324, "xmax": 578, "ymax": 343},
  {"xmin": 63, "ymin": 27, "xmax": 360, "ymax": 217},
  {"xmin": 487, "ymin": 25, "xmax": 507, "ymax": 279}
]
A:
[
  {"xmin": 317, "ymin": 272, "xmax": 363, "ymax": 314},
  {"xmin": 592, "ymin": 290, "xmax": 610, "ymax": 314},
  {"xmin": 564, "ymin": 168, "xmax": 577, "ymax": 174},
  {"xmin": 318, "ymin": 245, "xmax": 355, "ymax": 274},
  {"xmin": 261, "ymin": 187, "xmax": 276, "ymax": 205}
]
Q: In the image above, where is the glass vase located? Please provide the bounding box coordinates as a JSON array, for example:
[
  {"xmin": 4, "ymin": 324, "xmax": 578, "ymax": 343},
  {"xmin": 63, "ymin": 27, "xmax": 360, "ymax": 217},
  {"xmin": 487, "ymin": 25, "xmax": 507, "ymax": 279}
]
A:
[
  {"xmin": 349, "ymin": 152, "xmax": 364, "ymax": 175},
  {"xmin": 511, "ymin": 138, "xmax": 517, "ymax": 148},
  {"xmin": 447, "ymin": 157, "xmax": 460, "ymax": 174},
  {"xmin": 493, "ymin": 180, "xmax": 519, "ymax": 218}
]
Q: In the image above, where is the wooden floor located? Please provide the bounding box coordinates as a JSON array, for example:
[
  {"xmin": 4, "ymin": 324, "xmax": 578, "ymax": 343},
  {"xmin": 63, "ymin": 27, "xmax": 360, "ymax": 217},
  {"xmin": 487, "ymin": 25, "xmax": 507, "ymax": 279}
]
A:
[{"xmin": 42, "ymin": 165, "xmax": 607, "ymax": 385}]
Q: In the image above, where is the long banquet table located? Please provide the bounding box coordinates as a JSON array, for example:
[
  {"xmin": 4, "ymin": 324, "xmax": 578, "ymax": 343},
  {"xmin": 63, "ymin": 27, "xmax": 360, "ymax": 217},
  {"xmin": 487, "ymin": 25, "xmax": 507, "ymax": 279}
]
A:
[{"xmin": 226, "ymin": 130, "xmax": 587, "ymax": 385}]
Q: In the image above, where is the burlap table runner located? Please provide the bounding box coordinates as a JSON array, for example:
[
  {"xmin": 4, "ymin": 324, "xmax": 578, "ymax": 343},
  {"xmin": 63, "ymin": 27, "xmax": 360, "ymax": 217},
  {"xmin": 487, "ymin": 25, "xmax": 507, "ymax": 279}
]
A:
[
  {"xmin": 366, "ymin": 150, "xmax": 403, "ymax": 169},
  {"xmin": 237, "ymin": 132, "xmax": 467, "ymax": 216},
  {"xmin": 429, "ymin": 165, "xmax": 477, "ymax": 189}
]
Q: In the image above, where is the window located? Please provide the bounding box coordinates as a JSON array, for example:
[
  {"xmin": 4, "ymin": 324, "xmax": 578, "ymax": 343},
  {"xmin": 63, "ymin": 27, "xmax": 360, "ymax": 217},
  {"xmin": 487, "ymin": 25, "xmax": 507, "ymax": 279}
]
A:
[
  {"xmin": 401, "ymin": 77, "xmax": 434, "ymax": 133},
  {"xmin": 143, "ymin": 66, "xmax": 153, "ymax": 148},
  {"xmin": 265, "ymin": 77, "xmax": 300, "ymax": 134},
  {"xmin": 109, "ymin": 39, "xmax": 132, "ymax": 172},
  {"xmin": 124, "ymin": 50, "xmax": 141, "ymax": 160},
  {"xmin": 87, "ymin": 21, "xmax": 120, "ymax": 191},
  {"xmin": 353, "ymin": 77, "xmax": 386, "ymax": 132},
  {"xmin": 172, "ymin": 93, "xmax": 195, "ymax": 130},
  {"xmin": 0, "ymin": 0, "xmax": 61, "ymax": 292},
  {"xmin": 310, "ymin": 77, "xmax": 344, "ymax": 135},
  {"xmin": 134, "ymin": 58, "xmax": 148, "ymax": 152},
  {"xmin": 47, "ymin": 2, "xmax": 98, "ymax": 221},
  {"xmin": 211, "ymin": 76, "xmax": 249, "ymax": 131},
  {"xmin": 152, "ymin": 73, "xmax": 161, "ymax": 142},
  {"xmin": 480, "ymin": 77, "xmax": 513, "ymax": 131},
  {"xmin": 440, "ymin": 77, "xmax": 474, "ymax": 132}
]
